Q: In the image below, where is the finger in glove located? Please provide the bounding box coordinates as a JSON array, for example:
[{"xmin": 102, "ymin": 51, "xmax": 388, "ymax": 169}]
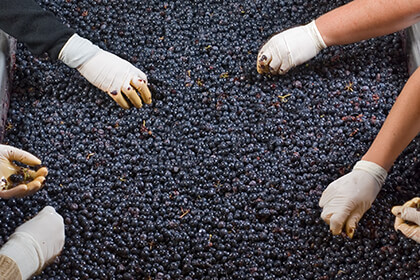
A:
[
  {"xmin": 395, "ymin": 222, "xmax": 420, "ymax": 243},
  {"xmin": 329, "ymin": 211, "xmax": 348, "ymax": 235},
  {"xmin": 2, "ymin": 176, "xmax": 46, "ymax": 199},
  {"xmin": 320, "ymin": 201, "xmax": 347, "ymax": 234},
  {"xmin": 394, "ymin": 216, "xmax": 404, "ymax": 231},
  {"xmin": 344, "ymin": 208, "xmax": 364, "ymax": 239},
  {"xmin": 121, "ymin": 83, "xmax": 143, "ymax": 108},
  {"xmin": 0, "ymin": 184, "xmax": 28, "ymax": 199},
  {"xmin": 27, "ymin": 167, "xmax": 48, "ymax": 178},
  {"xmin": 392, "ymin": 206, "xmax": 420, "ymax": 223},
  {"xmin": 4, "ymin": 146, "xmax": 41, "ymax": 166},
  {"xmin": 320, "ymin": 210, "xmax": 333, "ymax": 225},
  {"xmin": 267, "ymin": 52, "xmax": 284, "ymax": 75},
  {"xmin": 402, "ymin": 197, "xmax": 420, "ymax": 208},
  {"xmin": 107, "ymin": 89, "xmax": 130, "ymax": 109},
  {"xmin": 132, "ymin": 78, "xmax": 152, "ymax": 104},
  {"xmin": 257, "ymin": 53, "xmax": 271, "ymax": 74}
]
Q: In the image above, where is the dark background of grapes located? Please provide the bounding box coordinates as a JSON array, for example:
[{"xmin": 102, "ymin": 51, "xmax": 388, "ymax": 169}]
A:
[{"xmin": 1, "ymin": 0, "xmax": 419, "ymax": 279}]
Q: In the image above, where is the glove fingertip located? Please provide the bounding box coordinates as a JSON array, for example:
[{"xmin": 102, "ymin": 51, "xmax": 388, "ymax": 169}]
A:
[
  {"xmin": 345, "ymin": 227, "xmax": 354, "ymax": 239},
  {"xmin": 6, "ymin": 146, "xmax": 41, "ymax": 166},
  {"xmin": 391, "ymin": 206, "xmax": 401, "ymax": 217},
  {"xmin": 399, "ymin": 207, "xmax": 420, "ymax": 223},
  {"xmin": 345, "ymin": 215, "xmax": 360, "ymax": 239},
  {"xmin": 109, "ymin": 90, "xmax": 130, "ymax": 109},
  {"xmin": 28, "ymin": 157, "xmax": 42, "ymax": 166},
  {"xmin": 37, "ymin": 167, "xmax": 49, "ymax": 178},
  {"xmin": 330, "ymin": 226, "xmax": 342, "ymax": 236},
  {"xmin": 256, "ymin": 52, "xmax": 271, "ymax": 74},
  {"xmin": 258, "ymin": 52, "xmax": 269, "ymax": 63},
  {"xmin": 395, "ymin": 223, "xmax": 413, "ymax": 237},
  {"xmin": 329, "ymin": 214, "xmax": 347, "ymax": 236},
  {"xmin": 42, "ymin": 205, "xmax": 56, "ymax": 213},
  {"xmin": 318, "ymin": 192, "xmax": 331, "ymax": 207}
]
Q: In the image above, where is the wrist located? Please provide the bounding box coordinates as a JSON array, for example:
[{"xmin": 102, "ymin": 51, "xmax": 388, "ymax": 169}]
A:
[
  {"xmin": 361, "ymin": 151, "xmax": 393, "ymax": 172},
  {"xmin": 353, "ymin": 160, "xmax": 388, "ymax": 186},
  {"xmin": 58, "ymin": 34, "xmax": 100, "ymax": 68},
  {"xmin": 314, "ymin": 18, "xmax": 333, "ymax": 47},
  {"xmin": 307, "ymin": 20, "xmax": 327, "ymax": 51}
]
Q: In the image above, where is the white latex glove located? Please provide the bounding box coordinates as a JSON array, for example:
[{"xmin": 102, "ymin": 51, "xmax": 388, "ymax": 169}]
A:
[
  {"xmin": 0, "ymin": 144, "xmax": 48, "ymax": 199},
  {"xmin": 319, "ymin": 160, "xmax": 387, "ymax": 237},
  {"xmin": 0, "ymin": 206, "xmax": 65, "ymax": 279},
  {"xmin": 392, "ymin": 197, "xmax": 420, "ymax": 243},
  {"xmin": 59, "ymin": 34, "xmax": 152, "ymax": 109},
  {"xmin": 257, "ymin": 20, "xmax": 327, "ymax": 75}
]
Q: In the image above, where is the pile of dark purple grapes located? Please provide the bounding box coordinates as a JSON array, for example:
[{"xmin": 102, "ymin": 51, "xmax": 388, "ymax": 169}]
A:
[{"xmin": 1, "ymin": 0, "xmax": 418, "ymax": 279}]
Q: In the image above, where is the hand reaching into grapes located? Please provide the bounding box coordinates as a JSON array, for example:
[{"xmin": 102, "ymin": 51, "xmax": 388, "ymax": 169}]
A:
[
  {"xmin": 392, "ymin": 197, "xmax": 420, "ymax": 243},
  {"xmin": 0, "ymin": 144, "xmax": 48, "ymax": 199},
  {"xmin": 59, "ymin": 34, "xmax": 152, "ymax": 109},
  {"xmin": 319, "ymin": 160, "xmax": 387, "ymax": 238},
  {"xmin": 256, "ymin": 21, "xmax": 326, "ymax": 75}
]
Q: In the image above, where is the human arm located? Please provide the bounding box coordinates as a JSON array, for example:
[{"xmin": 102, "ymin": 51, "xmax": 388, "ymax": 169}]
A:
[
  {"xmin": 317, "ymin": 0, "xmax": 420, "ymax": 46},
  {"xmin": 257, "ymin": 0, "xmax": 420, "ymax": 75},
  {"xmin": 319, "ymin": 160, "xmax": 387, "ymax": 237},
  {"xmin": 58, "ymin": 34, "xmax": 152, "ymax": 109},
  {"xmin": 361, "ymin": 67, "xmax": 420, "ymax": 170},
  {"xmin": 320, "ymin": 66, "xmax": 420, "ymax": 237},
  {"xmin": 0, "ymin": 0, "xmax": 74, "ymax": 59},
  {"xmin": 0, "ymin": 0, "xmax": 152, "ymax": 108}
]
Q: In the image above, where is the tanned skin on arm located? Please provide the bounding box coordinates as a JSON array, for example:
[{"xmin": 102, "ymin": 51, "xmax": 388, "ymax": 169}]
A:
[
  {"xmin": 316, "ymin": 0, "xmax": 420, "ymax": 46},
  {"xmin": 362, "ymin": 67, "xmax": 420, "ymax": 171}
]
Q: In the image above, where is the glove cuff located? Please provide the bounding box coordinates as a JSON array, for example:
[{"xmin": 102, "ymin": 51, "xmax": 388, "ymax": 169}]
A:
[
  {"xmin": 353, "ymin": 160, "xmax": 387, "ymax": 187},
  {"xmin": 58, "ymin": 34, "xmax": 100, "ymax": 68},
  {"xmin": 0, "ymin": 254, "xmax": 22, "ymax": 280},
  {"xmin": 307, "ymin": 20, "xmax": 327, "ymax": 51},
  {"xmin": 0, "ymin": 232, "xmax": 42, "ymax": 279}
]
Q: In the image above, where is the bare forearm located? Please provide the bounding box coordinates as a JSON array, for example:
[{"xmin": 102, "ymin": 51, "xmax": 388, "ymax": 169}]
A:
[
  {"xmin": 316, "ymin": 0, "xmax": 420, "ymax": 46},
  {"xmin": 362, "ymin": 67, "xmax": 420, "ymax": 171}
]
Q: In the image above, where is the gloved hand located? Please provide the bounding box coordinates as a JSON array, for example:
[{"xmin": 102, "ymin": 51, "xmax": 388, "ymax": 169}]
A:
[
  {"xmin": 0, "ymin": 206, "xmax": 65, "ymax": 279},
  {"xmin": 319, "ymin": 160, "xmax": 387, "ymax": 238},
  {"xmin": 257, "ymin": 20, "xmax": 327, "ymax": 75},
  {"xmin": 0, "ymin": 144, "xmax": 48, "ymax": 199},
  {"xmin": 391, "ymin": 197, "xmax": 420, "ymax": 243},
  {"xmin": 59, "ymin": 34, "xmax": 152, "ymax": 109}
]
